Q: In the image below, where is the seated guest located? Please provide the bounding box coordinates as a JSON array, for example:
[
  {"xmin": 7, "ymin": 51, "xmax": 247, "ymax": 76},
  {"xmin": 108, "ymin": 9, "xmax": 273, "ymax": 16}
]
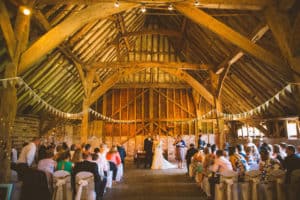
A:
[
  {"xmin": 38, "ymin": 149, "xmax": 57, "ymax": 174},
  {"xmin": 283, "ymin": 145, "xmax": 300, "ymax": 183},
  {"xmin": 38, "ymin": 144, "xmax": 47, "ymax": 161},
  {"xmin": 72, "ymin": 153, "xmax": 106, "ymax": 200},
  {"xmin": 106, "ymin": 145, "xmax": 122, "ymax": 182},
  {"xmin": 237, "ymin": 144, "xmax": 246, "ymax": 159},
  {"xmin": 69, "ymin": 144, "xmax": 77, "ymax": 160},
  {"xmin": 72, "ymin": 149, "xmax": 83, "ymax": 164},
  {"xmin": 259, "ymin": 146, "xmax": 281, "ymax": 182},
  {"xmin": 209, "ymin": 150, "xmax": 232, "ymax": 199},
  {"xmin": 84, "ymin": 144, "xmax": 92, "ymax": 154},
  {"xmin": 185, "ymin": 143, "xmax": 198, "ymax": 174},
  {"xmin": 203, "ymin": 147, "xmax": 214, "ymax": 172},
  {"xmin": 245, "ymin": 146, "xmax": 255, "ymax": 166},
  {"xmin": 211, "ymin": 149, "xmax": 233, "ymax": 173},
  {"xmin": 272, "ymin": 144, "xmax": 284, "ymax": 166},
  {"xmin": 56, "ymin": 151, "xmax": 73, "ymax": 173},
  {"xmin": 228, "ymin": 146, "xmax": 248, "ymax": 177},
  {"xmin": 279, "ymin": 142, "xmax": 287, "ymax": 157}
]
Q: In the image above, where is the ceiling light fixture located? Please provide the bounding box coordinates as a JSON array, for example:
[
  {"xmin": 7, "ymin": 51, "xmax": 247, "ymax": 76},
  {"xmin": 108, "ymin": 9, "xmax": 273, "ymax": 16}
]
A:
[
  {"xmin": 194, "ymin": 0, "xmax": 200, "ymax": 6},
  {"xmin": 168, "ymin": 4, "xmax": 173, "ymax": 11},
  {"xmin": 20, "ymin": 6, "xmax": 31, "ymax": 15},
  {"xmin": 141, "ymin": 4, "xmax": 146, "ymax": 13},
  {"xmin": 114, "ymin": 0, "xmax": 120, "ymax": 8}
]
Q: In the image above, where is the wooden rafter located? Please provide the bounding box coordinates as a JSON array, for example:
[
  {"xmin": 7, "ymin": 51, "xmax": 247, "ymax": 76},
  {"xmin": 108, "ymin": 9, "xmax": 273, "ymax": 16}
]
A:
[
  {"xmin": 0, "ymin": 1, "xmax": 16, "ymax": 59},
  {"xmin": 89, "ymin": 61, "xmax": 209, "ymax": 70},
  {"xmin": 122, "ymin": 29, "xmax": 181, "ymax": 38},
  {"xmin": 18, "ymin": 2, "xmax": 139, "ymax": 75},
  {"xmin": 174, "ymin": 2, "xmax": 291, "ymax": 80},
  {"xmin": 117, "ymin": 14, "xmax": 131, "ymax": 51},
  {"xmin": 264, "ymin": 4, "xmax": 300, "ymax": 75},
  {"xmin": 89, "ymin": 67, "xmax": 145, "ymax": 106},
  {"xmin": 37, "ymin": 0, "xmax": 267, "ymax": 10},
  {"xmin": 216, "ymin": 24, "xmax": 269, "ymax": 97},
  {"xmin": 33, "ymin": 10, "xmax": 87, "ymax": 94},
  {"xmin": 160, "ymin": 68, "xmax": 214, "ymax": 106},
  {"xmin": 113, "ymin": 83, "xmax": 190, "ymax": 89}
]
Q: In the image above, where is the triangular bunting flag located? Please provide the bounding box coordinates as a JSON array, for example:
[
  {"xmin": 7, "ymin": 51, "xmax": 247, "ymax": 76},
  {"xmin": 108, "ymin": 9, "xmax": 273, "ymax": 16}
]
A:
[
  {"xmin": 266, "ymin": 101, "xmax": 269, "ymax": 107},
  {"xmin": 275, "ymin": 93, "xmax": 280, "ymax": 101},
  {"xmin": 286, "ymin": 84, "xmax": 292, "ymax": 93}
]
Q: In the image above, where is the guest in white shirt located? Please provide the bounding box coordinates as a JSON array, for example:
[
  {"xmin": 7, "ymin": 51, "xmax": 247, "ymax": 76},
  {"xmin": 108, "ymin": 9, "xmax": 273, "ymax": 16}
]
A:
[
  {"xmin": 94, "ymin": 146, "xmax": 109, "ymax": 177},
  {"xmin": 17, "ymin": 137, "xmax": 40, "ymax": 166},
  {"xmin": 211, "ymin": 149, "xmax": 233, "ymax": 173}
]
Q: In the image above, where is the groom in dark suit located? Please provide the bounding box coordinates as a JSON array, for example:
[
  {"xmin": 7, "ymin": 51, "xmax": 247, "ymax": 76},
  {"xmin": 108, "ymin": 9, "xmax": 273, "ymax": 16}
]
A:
[{"xmin": 144, "ymin": 134, "xmax": 153, "ymax": 168}]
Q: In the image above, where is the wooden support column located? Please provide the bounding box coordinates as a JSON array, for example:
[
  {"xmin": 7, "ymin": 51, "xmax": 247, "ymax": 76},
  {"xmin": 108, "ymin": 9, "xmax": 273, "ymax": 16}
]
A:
[
  {"xmin": 80, "ymin": 70, "xmax": 94, "ymax": 143},
  {"xmin": 0, "ymin": 0, "xmax": 31, "ymax": 183},
  {"xmin": 215, "ymin": 97, "xmax": 224, "ymax": 148},
  {"xmin": 149, "ymin": 87, "xmax": 154, "ymax": 134},
  {"xmin": 81, "ymin": 98, "xmax": 90, "ymax": 143}
]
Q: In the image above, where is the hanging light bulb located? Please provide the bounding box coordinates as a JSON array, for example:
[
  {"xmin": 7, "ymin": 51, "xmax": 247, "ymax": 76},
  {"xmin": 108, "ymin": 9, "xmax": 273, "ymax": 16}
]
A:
[
  {"xmin": 168, "ymin": 4, "xmax": 173, "ymax": 11},
  {"xmin": 114, "ymin": 0, "xmax": 120, "ymax": 8},
  {"xmin": 194, "ymin": 0, "xmax": 200, "ymax": 6},
  {"xmin": 20, "ymin": 6, "xmax": 31, "ymax": 15},
  {"xmin": 141, "ymin": 4, "xmax": 146, "ymax": 13}
]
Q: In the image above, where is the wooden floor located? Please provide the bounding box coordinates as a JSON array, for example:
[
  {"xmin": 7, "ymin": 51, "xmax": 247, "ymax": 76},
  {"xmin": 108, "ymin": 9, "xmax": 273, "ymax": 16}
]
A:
[{"xmin": 103, "ymin": 162, "xmax": 208, "ymax": 200}]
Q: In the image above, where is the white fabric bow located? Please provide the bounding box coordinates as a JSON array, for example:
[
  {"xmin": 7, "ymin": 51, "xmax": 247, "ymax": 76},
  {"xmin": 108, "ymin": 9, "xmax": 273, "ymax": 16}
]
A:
[{"xmin": 75, "ymin": 180, "xmax": 89, "ymax": 200}]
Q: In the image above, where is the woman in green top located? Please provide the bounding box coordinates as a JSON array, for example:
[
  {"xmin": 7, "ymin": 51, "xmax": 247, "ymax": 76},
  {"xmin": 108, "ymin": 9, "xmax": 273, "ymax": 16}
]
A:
[{"xmin": 56, "ymin": 151, "xmax": 73, "ymax": 173}]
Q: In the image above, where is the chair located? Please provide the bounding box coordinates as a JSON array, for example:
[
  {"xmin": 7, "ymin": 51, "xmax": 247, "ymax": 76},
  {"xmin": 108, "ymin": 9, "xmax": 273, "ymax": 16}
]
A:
[
  {"xmin": 106, "ymin": 170, "xmax": 113, "ymax": 188},
  {"xmin": 52, "ymin": 170, "xmax": 72, "ymax": 200},
  {"xmin": 289, "ymin": 169, "xmax": 300, "ymax": 200},
  {"xmin": 245, "ymin": 170, "xmax": 260, "ymax": 200},
  {"xmin": 270, "ymin": 169, "xmax": 285, "ymax": 200},
  {"xmin": 218, "ymin": 170, "xmax": 238, "ymax": 200},
  {"xmin": 75, "ymin": 172, "xmax": 95, "ymax": 200}
]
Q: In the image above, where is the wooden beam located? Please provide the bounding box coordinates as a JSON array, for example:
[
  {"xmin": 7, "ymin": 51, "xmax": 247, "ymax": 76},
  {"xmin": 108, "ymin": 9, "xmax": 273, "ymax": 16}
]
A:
[
  {"xmin": 0, "ymin": 1, "xmax": 16, "ymax": 59},
  {"xmin": 89, "ymin": 61, "xmax": 209, "ymax": 70},
  {"xmin": 18, "ymin": 2, "xmax": 138, "ymax": 75},
  {"xmin": 265, "ymin": 4, "xmax": 300, "ymax": 75},
  {"xmin": 37, "ymin": 0, "xmax": 267, "ymax": 10},
  {"xmin": 216, "ymin": 24, "xmax": 269, "ymax": 97},
  {"xmin": 174, "ymin": 2, "xmax": 291, "ymax": 80},
  {"xmin": 160, "ymin": 68, "xmax": 214, "ymax": 106},
  {"xmin": 89, "ymin": 67, "xmax": 144, "ymax": 106},
  {"xmin": 33, "ymin": 10, "xmax": 87, "ymax": 93},
  {"xmin": 113, "ymin": 82, "xmax": 191, "ymax": 89},
  {"xmin": 122, "ymin": 29, "xmax": 181, "ymax": 38}
]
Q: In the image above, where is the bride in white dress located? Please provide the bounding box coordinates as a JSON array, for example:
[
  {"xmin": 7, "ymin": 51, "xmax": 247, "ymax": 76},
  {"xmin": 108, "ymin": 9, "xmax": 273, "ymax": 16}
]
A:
[{"xmin": 151, "ymin": 135, "xmax": 176, "ymax": 169}]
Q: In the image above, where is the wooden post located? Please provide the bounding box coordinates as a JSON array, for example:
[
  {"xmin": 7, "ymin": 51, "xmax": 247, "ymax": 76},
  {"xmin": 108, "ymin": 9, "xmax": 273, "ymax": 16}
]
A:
[
  {"xmin": 0, "ymin": 64, "xmax": 17, "ymax": 183},
  {"xmin": 81, "ymin": 98, "xmax": 89, "ymax": 143},
  {"xmin": 215, "ymin": 97, "xmax": 224, "ymax": 148}
]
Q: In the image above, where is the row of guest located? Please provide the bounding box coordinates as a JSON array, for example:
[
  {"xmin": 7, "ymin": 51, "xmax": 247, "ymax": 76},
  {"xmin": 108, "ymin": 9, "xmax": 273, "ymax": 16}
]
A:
[
  {"xmin": 13, "ymin": 138, "xmax": 126, "ymax": 200},
  {"xmin": 186, "ymin": 139, "xmax": 300, "ymax": 199}
]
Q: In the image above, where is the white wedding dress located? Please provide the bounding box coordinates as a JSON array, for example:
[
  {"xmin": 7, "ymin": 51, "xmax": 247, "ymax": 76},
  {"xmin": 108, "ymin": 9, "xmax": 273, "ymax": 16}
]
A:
[{"xmin": 151, "ymin": 140, "xmax": 176, "ymax": 169}]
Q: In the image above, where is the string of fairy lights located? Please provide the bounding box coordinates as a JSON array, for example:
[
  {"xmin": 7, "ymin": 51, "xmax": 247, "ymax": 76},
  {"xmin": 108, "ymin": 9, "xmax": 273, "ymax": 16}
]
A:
[{"xmin": 0, "ymin": 77, "xmax": 298, "ymax": 123}]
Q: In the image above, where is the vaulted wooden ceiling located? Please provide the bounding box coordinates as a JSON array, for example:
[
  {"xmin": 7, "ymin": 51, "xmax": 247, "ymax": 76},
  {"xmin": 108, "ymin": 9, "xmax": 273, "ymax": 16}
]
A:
[{"xmin": 0, "ymin": 0, "xmax": 299, "ymax": 119}]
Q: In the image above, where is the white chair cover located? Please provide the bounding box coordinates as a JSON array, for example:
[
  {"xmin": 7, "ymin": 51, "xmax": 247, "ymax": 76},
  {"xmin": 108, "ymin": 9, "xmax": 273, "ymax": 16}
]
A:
[
  {"xmin": 245, "ymin": 170, "xmax": 260, "ymax": 200},
  {"xmin": 106, "ymin": 171, "xmax": 113, "ymax": 188},
  {"xmin": 115, "ymin": 164, "xmax": 123, "ymax": 182},
  {"xmin": 75, "ymin": 172, "xmax": 95, "ymax": 200},
  {"xmin": 289, "ymin": 169, "xmax": 300, "ymax": 200},
  {"xmin": 52, "ymin": 170, "xmax": 72, "ymax": 200},
  {"xmin": 220, "ymin": 170, "xmax": 238, "ymax": 200},
  {"xmin": 270, "ymin": 170, "xmax": 285, "ymax": 200},
  {"xmin": 202, "ymin": 176, "xmax": 211, "ymax": 197}
]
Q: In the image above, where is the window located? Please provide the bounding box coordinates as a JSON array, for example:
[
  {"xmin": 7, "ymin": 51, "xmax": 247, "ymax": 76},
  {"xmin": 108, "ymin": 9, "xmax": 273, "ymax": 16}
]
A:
[
  {"xmin": 287, "ymin": 121, "xmax": 298, "ymax": 138},
  {"xmin": 237, "ymin": 126, "xmax": 264, "ymax": 138}
]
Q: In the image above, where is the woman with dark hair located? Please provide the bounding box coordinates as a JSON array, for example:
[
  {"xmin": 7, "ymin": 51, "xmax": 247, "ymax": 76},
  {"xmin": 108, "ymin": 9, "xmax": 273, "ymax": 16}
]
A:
[
  {"xmin": 56, "ymin": 151, "xmax": 73, "ymax": 173},
  {"xmin": 228, "ymin": 146, "xmax": 248, "ymax": 178}
]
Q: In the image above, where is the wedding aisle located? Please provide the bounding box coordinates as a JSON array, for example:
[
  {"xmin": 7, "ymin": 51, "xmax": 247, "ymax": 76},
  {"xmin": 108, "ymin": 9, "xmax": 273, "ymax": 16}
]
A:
[{"xmin": 103, "ymin": 162, "xmax": 208, "ymax": 200}]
